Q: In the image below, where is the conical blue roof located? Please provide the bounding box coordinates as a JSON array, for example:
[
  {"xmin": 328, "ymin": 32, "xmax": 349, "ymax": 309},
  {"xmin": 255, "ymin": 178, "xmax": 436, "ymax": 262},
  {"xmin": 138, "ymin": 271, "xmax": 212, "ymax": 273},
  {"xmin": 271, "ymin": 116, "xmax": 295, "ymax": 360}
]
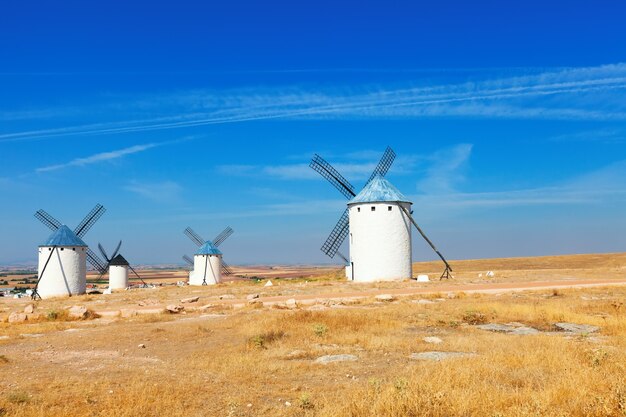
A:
[
  {"xmin": 40, "ymin": 225, "xmax": 87, "ymax": 247},
  {"xmin": 195, "ymin": 241, "xmax": 222, "ymax": 256},
  {"xmin": 348, "ymin": 175, "xmax": 411, "ymax": 205}
]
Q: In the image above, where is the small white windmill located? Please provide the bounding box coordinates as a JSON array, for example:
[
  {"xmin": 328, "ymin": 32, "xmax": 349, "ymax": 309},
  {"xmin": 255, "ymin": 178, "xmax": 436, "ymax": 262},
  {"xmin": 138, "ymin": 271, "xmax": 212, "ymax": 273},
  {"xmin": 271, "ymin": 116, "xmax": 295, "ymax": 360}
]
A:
[
  {"xmin": 182, "ymin": 226, "xmax": 234, "ymax": 285},
  {"xmin": 96, "ymin": 241, "xmax": 145, "ymax": 290},
  {"xmin": 33, "ymin": 204, "xmax": 106, "ymax": 299},
  {"xmin": 310, "ymin": 147, "xmax": 452, "ymax": 282}
]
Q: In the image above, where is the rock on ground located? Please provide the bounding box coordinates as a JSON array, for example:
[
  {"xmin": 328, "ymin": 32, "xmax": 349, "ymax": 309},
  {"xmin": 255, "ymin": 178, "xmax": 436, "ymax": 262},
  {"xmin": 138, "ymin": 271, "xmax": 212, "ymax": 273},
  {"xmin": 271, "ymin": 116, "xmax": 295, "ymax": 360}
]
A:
[
  {"xmin": 286, "ymin": 299, "xmax": 298, "ymax": 309},
  {"xmin": 410, "ymin": 351, "xmax": 476, "ymax": 361},
  {"xmin": 315, "ymin": 354, "xmax": 358, "ymax": 364},
  {"xmin": 24, "ymin": 304, "xmax": 34, "ymax": 314},
  {"xmin": 375, "ymin": 294, "xmax": 395, "ymax": 302},
  {"xmin": 246, "ymin": 294, "xmax": 260, "ymax": 300},
  {"xmin": 181, "ymin": 296, "xmax": 200, "ymax": 303},
  {"xmin": 476, "ymin": 323, "xmax": 540, "ymax": 335},
  {"xmin": 166, "ymin": 305, "xmax": 184, "ymax": 314},
  {"xmin": 413, "ymin": 299, "xmax": 436, "ymax": 305},
  {"xmin": 8, "ymin": 312, "xmax": 27, "ymax": 323},
  {"xmin": 554, "ymin": 322, "xmax": 600, "ymax": 334},
  {"xmin": 68, "ymin": 305, "xmax": 88, "ymax": 319},
  {"xmin": 423, "ymin": 336, "xmax": 443, "ymax": 344}
]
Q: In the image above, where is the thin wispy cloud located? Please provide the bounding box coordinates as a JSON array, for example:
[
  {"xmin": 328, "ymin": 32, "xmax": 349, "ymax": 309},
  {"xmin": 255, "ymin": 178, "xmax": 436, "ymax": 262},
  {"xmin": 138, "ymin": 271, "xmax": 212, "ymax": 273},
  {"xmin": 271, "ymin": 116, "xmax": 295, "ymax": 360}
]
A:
[
  {"xmin": 35, "ymin": 136, "xmax": 197, "ymax": 173},
  {"xmin": 2, "ymin": 63, "xmax": 626, "ymax": 143},
  {"xmin": 36, "ymin": 143, "xmax": 159, "ymax": 173},
  {"xmin": 124, "ymin": 180, "xmax": 183, "ymax": 202}
]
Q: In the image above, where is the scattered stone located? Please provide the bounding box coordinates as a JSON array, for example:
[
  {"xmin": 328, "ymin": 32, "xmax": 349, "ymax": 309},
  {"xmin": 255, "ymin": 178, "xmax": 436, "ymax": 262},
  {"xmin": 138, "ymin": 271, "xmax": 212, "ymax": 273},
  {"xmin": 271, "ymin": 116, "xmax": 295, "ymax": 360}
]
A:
[
  {"xmin": 8, "ymin": 312, "xmax": 27, "ymax": 323},
  {"xmin": 285, "ymin": 401, "xmax": 291, "ymax": 407},
  {"xmin": 264, "ymin": 280, "xmax": 273, "ymax": 287},
  {"xmin": 248, "ymin": 298, "xmax": 263, "ymax": 306},
  {"xmin": 423, "ymin": 336, "xmax": 443, "ymax": 344},
  {"xmin": 219, "ymin": 294, "xmax": 236, "ymax": 300},
  {"xmin": 103, "ymin": 288, "xmax": 112, "ymax": 295},
  {"xmin": 410, "ymin": 351, "xmax": 476, "ymax": 361},
  {"xmin": 199, "ymin": 304, "xmax": 217, "ymax": 310},
  {"xmin": 476, "ymin": 323, "xmax": 539, "ymax": 335},
  {"xmin": 166, "ymin": 305, "xmax": 184, "ymax": 314},
  {"xmin": 68, "ymin": 305, "xmax": 88, "ymax": 319},
  {"xmin": 247, "ymin": 403, "xmax": 252, "ymax": 408},
  {"xmin": 24, "ymin": 304, "xmax": 34, "ymax": 314},
  {"xmin": 120, "ymin": 309, "xmax": 138, "ymax": 318},
  {"xmin": 0, "ymin": 335, "xmax": 9, "ymax": 340},
  {"xmin": 286, "ymin": 298, "xmax": 298, "ymax": 309},
  {"xmin": 375, "ymin": 294, "xmax": 395, "ymax": 302},
  {"xmin": 181, "ymin": 296, "xmax": 200, "ymax": 304},
  {"xmin": 138, "ymin": 344, "xmax": 146, "ymax": 349},
  {"xmin": 138, "ymin": 299, "xmax": 159, "ymax": 306},
  {"xmin": 413, "ymin": 299, "xmax": 435, "ymax": 305},
  {"xmin": 554, "ymin": 323, "xmax": 599, "ymax": 334},
  {"xmin": 446, "ymin": 292, "xmax": 457, "ymax": 299},
  {"xmin": 416, "ymin": 274, "xmax": 430, "ymax": 282},
  {"xmin": 20, "ymin": 333, "xmax": 43, "ymax": 338},
  {"xmin": 246, "ymin": 294, "xmax": 260, "ymax": 300},
  {"xmin": 486, "ymin": 271, "xmax": 495, "ymax": 277},
  {"xmin": 315, "ymin": 354, "xmax": 358, "ymax": 364}
]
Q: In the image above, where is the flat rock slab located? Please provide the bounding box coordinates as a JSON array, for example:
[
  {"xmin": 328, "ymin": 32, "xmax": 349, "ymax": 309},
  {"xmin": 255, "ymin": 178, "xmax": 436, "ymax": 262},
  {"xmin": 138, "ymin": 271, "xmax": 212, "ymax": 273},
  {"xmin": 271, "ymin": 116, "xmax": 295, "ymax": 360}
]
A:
[
  {"xmin": 315, "ymin": 354, "xmax": 358, "ymax": 364},
  {"xmin": 410, "ymin": 351, "xmax": 476, "ymax": 361},
  {"xmin": 423, "ymin": 336, "xmax": 443, "ymax": 344},
  {"xmin": 554, "ymin": 322, "xmax": 600, "ymax": 334},
  {"xmin": 476, "ymin": 323, "xmax": 540, "ymax": 335}
]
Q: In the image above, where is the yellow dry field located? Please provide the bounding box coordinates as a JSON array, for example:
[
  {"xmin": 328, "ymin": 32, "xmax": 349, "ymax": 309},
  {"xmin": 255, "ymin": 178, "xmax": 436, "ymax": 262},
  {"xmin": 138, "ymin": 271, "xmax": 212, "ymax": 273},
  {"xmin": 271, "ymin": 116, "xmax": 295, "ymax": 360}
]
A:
[{"xmin": 0, "ymin": 253, "xmax": 625, "ymax": 416}]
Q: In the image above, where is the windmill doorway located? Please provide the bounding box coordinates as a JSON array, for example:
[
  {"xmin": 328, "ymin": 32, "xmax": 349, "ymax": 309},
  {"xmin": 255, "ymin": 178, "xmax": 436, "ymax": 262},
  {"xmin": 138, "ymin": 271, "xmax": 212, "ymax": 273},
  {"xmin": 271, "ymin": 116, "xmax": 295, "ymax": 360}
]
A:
[{"xmin": 351, "ymin": 262, "xmax": 354, "ymax": 281}]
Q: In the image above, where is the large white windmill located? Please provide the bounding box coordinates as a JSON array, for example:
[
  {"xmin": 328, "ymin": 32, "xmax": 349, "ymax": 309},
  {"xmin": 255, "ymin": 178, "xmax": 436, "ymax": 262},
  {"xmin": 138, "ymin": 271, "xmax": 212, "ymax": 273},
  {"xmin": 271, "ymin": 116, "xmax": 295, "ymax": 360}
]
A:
[
  {"xmin": 310, "ymin": 147, "xmax": 452, "ymax": 282},
  {"xmin": 33, "ymin": 204, "xmax": 106, "ymax": 299},
  {"xmin": 183, "ymin": 226, "xmax": 234, "ymax": 285}
]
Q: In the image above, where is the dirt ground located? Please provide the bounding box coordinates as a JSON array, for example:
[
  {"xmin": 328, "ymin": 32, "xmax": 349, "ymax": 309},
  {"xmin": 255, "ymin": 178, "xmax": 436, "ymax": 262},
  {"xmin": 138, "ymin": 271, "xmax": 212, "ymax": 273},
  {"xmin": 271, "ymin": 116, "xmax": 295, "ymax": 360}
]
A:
[{"xmin": 0, "ymin": 252, "xmax": 625, "ymax": 416}]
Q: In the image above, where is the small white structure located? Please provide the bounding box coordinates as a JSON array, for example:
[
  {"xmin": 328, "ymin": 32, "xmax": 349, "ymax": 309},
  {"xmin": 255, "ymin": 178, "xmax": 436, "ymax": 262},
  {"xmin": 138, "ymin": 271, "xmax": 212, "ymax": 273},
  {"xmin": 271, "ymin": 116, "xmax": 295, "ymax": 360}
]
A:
[
  {"xmin": 108, "ymin": 254, "xmax": 130, "ymax": 290},
  {"xmin": 347, "ymin": 175, "xmax": 412, "ymax": 282},
  {"xmin": 188, "ymin": 241, "xmax": 222, "ymax": 285},
  {"xmin": 417, "ymin": 274, "xmax": 430, "ymax": 282},
  {"xmin": 37, "ymin": 225, "xmax": 87, "ymax": 299}
]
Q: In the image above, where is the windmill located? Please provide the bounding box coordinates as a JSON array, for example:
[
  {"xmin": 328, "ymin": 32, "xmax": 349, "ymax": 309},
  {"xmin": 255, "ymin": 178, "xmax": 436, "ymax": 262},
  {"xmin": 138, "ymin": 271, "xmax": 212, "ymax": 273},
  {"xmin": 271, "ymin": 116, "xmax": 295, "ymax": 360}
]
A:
[
  {"xmin": 97, "ymin": 241, "xmax": 146, "ymax": 289},
  {"xmin": 310, "ymin": 147, "xmax": 452, "ymax": 281},
  {"xmin": 33, "ymin": 204, "xmax": 107, "ymax": 299},
  {"xmin": 183, "ymin": 226, "xmax": 234, "ymax": 285}
]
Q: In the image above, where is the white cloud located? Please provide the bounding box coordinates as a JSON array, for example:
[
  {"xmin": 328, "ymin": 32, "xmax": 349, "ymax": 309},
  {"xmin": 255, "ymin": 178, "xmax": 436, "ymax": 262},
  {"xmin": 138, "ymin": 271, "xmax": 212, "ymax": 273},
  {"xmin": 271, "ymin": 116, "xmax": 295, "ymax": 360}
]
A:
[
  {"xmin": 417, "ymin": 144, "xmax": 473, "ymax": 194},
  {"xmin": 36, "ymin": 143, "xmax": 158, "ymax": 173},
  {"xmin": 124, "ymin": 180, "xmax": 183, "ymax": 202},
  {"xmin": 2, "ymin": 63, "xmax": 626, "ymax": 143}
]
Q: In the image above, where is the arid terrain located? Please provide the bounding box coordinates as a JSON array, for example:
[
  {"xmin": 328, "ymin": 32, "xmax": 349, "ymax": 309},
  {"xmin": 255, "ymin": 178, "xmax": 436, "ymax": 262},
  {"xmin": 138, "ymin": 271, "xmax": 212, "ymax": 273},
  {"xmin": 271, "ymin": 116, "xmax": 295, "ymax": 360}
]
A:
[{"xmin": 1, "ymin": 253, "xmax": 625, "ymax": 416}]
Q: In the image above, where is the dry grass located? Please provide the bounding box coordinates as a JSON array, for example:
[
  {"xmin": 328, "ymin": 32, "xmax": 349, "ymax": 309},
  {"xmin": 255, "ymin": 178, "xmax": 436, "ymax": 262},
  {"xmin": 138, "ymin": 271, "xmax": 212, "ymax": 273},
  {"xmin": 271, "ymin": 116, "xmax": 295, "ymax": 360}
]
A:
[
  {"xmin": 0, "ymin": 286, "xmax": 624, "ymax": 416},
  {"xmin": 1, "ymin": 253, "xmax": 625, "ymax": 416}
]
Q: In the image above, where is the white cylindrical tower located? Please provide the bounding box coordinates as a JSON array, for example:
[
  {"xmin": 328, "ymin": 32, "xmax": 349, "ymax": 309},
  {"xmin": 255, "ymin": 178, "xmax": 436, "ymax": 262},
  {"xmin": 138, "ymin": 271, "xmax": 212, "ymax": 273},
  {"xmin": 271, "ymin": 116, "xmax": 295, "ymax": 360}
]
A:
[
  {"xmin": 347, "ymin": 175, "xmax": 412, "ymax": 282},
  {"xmin": 108, "ymin": 254, "xmax": 130, "ymax": 290},
  {"xmin": 188, "ymin": 242, "xmax": 222, "ymax": 285},
  {"xmin": 36, "ymin": 225, "xmax": 87, "ymax": 299}
]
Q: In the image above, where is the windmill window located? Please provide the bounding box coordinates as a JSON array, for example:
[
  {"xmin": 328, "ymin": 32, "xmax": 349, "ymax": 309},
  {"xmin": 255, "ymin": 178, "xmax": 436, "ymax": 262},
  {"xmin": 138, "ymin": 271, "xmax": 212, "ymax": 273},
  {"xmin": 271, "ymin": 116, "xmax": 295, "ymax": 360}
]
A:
[
  {"xmin": 357, "ymin": 207, "xmax": 361, "ymax": 212},
  {"xmin": 371, "ymin": 206, "xmax": 376, "ymax": 212},
  {"xmin": 72, "ymin": 248, "xmax": 76, "ymax": 251},
  {"xmin": 60, "ymin": 248, "xmax": 64, "ymax": 251},
  {"xmin": 388, "ymin": 206, "xmax": 392, "ymax": 211}
]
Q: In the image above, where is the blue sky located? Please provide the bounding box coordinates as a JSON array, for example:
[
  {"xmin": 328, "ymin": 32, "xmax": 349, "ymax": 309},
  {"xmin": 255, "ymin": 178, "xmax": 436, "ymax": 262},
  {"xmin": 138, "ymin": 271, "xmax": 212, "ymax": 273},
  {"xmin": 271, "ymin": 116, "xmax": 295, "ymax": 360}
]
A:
[{"xmin": 1, "ymin": 1, "xmax": 626, "ymax": 266}]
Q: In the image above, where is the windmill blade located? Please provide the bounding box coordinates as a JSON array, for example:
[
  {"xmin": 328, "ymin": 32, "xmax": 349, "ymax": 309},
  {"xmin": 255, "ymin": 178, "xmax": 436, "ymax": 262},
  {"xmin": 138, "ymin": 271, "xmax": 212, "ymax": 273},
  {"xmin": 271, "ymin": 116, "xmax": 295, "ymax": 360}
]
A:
[
  {"xmin": 34, "ymin": 209, "xmax": 62, "ymax": 231},
  {"xmin": 184, "ymin": 227, "xmax": 205, "ymax": 247},
  {"xmin": 98, "ymin": 243, "xmax": 110, "ymax": 262},
  {"xmin": 365, "ymin": 146, "xmax": 396, "ymax": 186},
  {"xmin": 213, "ymin": 227, "xmax": 234, "ymax": 247},
  {"xmin": 221, "ymin": 260, "xmax": 233, "ymax": 276},
  {"xmin": 182, "ymin": 255, "xmax": 194, "ymax": 266},
  {"xmin": 320, "ymin": 209, "xmax": 350, "ymax": 258},
  {"xmin": 86, "ymin": 248, "xmax": 107, "ymax": 275},
  {"xmin": 110, "ymin": 240, "xmax": 122, "ymax": 260},
  {"xmin": 398, "ymin": 205, "xmax": 453, "ymax": 275},
  {"xmin": 74, "ymin": 204, "xmax": 106, "ymax": 238},
  {"xmin": 310, "ymin": 154, "xmax": 356, "ymax": 199}
]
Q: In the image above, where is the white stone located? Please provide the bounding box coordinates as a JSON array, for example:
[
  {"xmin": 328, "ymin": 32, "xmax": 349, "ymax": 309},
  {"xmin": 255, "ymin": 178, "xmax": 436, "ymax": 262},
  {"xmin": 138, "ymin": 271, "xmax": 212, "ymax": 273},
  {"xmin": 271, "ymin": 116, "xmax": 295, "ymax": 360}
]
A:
[
  {"xmin": 416, "ymin": 274, "xmax": 430, "ymax": 282},
  {"xmin": 554, "ymin": 322, "xmax": 599, "ymax": 334},
  {"xmin": 166, "ymin": 305, "xmax": 184, "ymax": 314},
  {"xmin": 486, "ymin": 271, "xmax": 495, "ymax": 277},
  {"xmin": 375, "ymin": 294, "xmax": 395, "ymax": 302},
  {"xmin": 347, "ymin": 201, "xmax": 412, "ymax": 282},
  {"xmin": 264, "ymin": 280, "xmax": 273, "ymax": 287},
  {"xmin": 68, "ymin": 305, "xmax": 88, "ymax": 319},
  {"xmin": 315, "ymin": 354, "xmax": 358, "ymax": 364},
  {"xmin": 181, "ymin": 296, "xmax": 200, "ymax": 303},
  {"xmin": 103, "ymin": 288, "xmax": 112, "ymax": 295},
  {"xmin": 246, "ymin": 294, "xmax": 259, "ymax": 300},
  {"xmin": 423, "ymin": 336, "xmax": 443, "ymax": 344},
  {"xmin": 8, "ymin": 312, "xmax": 27, "ymax": 323},
  {"xmin": 37, "ymin": 245, "xmax": 86, "ymax": 299}
]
